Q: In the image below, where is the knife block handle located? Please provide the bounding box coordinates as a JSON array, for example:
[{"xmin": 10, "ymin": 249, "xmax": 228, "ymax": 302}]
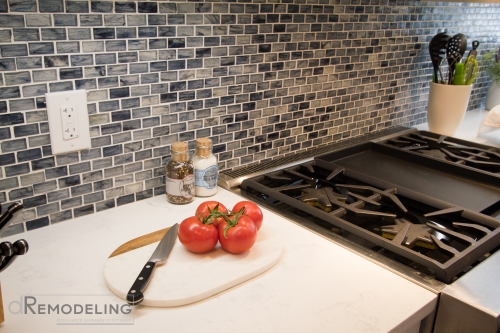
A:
[{"xmin": 126, "ymin": 261, "xmax": 157, "ymax": 306}]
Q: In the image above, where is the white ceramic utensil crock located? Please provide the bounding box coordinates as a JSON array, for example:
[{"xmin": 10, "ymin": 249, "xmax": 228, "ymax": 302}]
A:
[{"xmin": 427, "ymin": 82, "xmax": 472, "ymax": 136}]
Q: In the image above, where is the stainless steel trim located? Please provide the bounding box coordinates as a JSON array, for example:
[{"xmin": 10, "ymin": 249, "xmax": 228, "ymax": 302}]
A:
[
  {"xmin": 433, "ymin": 250, "xmax": 500, "ymax": 333},
  {"xmin": 218, "ymin": 157, "xmax": 313, "ymax": 190}
]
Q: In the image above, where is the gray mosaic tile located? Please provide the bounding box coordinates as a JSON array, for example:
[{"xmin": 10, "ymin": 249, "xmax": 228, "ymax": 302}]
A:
[
  {"xmin": 39, "ymin": 0, "xmax": 64, "ymax": 13},
  {"xmin": 0, "ymin": 86, "xmax": 20, "ymax": 99},
  {"xmin": 68, "ymin": 28, "xmax": 92, "ymax": 40},
  {"xmin": 82, "ymin": 41, "xmax": 103, "ymax": 53},
  {"xmin": 83, "ymin": 191, "xmax": 104, "ymax": 204},
  {"xmin": 49, "ymin": 81, "xmax": 73, "ymax": 92},
  {"xmin": 0, "ymin": 29, "xmax": 10, "ymax": 43},
  {"xmin": 96, "ymin": 199, "xmax": 114, "ymax": 212},
  {"xmin": 104, "ymin": 14, "xmax": 125, "ymax": 26},
  {"xmin": 1, "ymin": 44, "xmax": 28, "ymax": 57},
  {"xmin": 0, "ymin": 59, "xmax": 15, "ymax": 72},
  {"xmin": 81, "ymin": 14, "xmax": 103, "ymax": 26},
  {"xmin": 66, "ymin": 1, "xmax": 88, "ymax": 13},
  {"xmin": 127, "ymin": 14, "xmax": 146, "ymax": 26},
  {"xmin": 10, "ymin": 98, "xmax": 35, "ymax": 111},
  {"xmin": 115, "ymin": 2, "xmax": 135, "ymax": 13},
  {"xmin": 117, "ymin": 27, "xmax": 136, "ymax": 39},
  {"xmin": 44, "ymin": 55, "xmax": 69, "ymax": 67},
  {"xmin": 22, "ymin": 84, "xmax": 44, "ymax": 99},
  {"xmin": 61, "ymin": 196, "xmax": 82, "ymax": 210},
  {"xmin": 91, "ymin": 1, "xmax": 112, "ymax": 13},
  {"xmin": 26, "ymin": 216, "xmax": 49, "ymax": 230},
  {"xmin": 4, "ymin": 71, "xmax": 31, "ymax": 85},
  {"xmin": 54, "ymin": 14, "xmax": 77, "ymax": 26},
  {"xmin": 31, "ymin": 179, "xmax": 56, "ymax": 192},
  {"xmin": 25, "ymin": 14, "xmax": 51, "ymax": 27},
  {"xmin": 16, "ymin": 56, "xmax": 41, "ymax": 69},
  {"xmin": 33, "ymin": 69, "xmax": 57, "ymax": 82},
  {"xmin": 50, "ymin": 210, "xmax": 72, "ymax": 223},
  {"xmin": 36, "ymin": 202, "xmax": 59, "ymax": 216},
  {"xmin": 41, "ymin": 28, "xmax": 67, "ymax": 41},
  {"xmin": 13, "ymin": 28, "xmax": 39, "ymax": 41},
  {"xmin": 0, "ymin": 15, "xmax": 24, "ymax": 27},
  {"xmin": 28, "ymin": 42, "xmax": 54, "ymax": 55},
  {"xmin": 9, "ymin": 0, "xmax": 36, "ymax": 12}
]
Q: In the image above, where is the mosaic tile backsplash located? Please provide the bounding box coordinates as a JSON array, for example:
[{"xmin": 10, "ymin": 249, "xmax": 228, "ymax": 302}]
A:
[{"xmin": 0, "ymin": 0, "xmax": 499, "ymax": 236}]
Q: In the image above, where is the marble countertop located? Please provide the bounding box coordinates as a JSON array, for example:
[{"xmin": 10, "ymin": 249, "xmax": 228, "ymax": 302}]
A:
[
  {"xmin": 0, "ymin": 189, "xmax": 437, "ymax": 333},
  {"xmin": 415, "ymin": 109, "xmax": 500, "ymax": 147}
]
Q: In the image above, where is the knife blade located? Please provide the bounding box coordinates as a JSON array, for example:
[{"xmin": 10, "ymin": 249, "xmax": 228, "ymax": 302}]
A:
[{"xmin": 126, "ymin": 223, "xmax": 179, "ymax": 306}]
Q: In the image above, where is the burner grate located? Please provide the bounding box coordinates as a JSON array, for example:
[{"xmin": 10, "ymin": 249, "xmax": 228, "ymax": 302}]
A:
[
  {"xmin": 240, "ymin": 160, "xmax": 500, "ymax": 284},
  {"xmin": 382, "ymin": 132, "xmax": 500, "ymax": 174}
]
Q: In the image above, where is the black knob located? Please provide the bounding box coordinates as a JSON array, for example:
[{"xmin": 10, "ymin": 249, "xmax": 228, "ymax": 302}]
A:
[
  {"xmin": 13, "ymin": 239, "xmax": 28, "ymax": 255},
  {"xmin": 0, "ymin": 241, "xmax": 13, "ymax": 257}
]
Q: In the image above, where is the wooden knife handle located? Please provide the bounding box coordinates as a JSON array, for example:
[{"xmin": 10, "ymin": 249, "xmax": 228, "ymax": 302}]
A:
[{"xmin": 126, "ymin": 261, "xmax": 157, "ymax": 306}]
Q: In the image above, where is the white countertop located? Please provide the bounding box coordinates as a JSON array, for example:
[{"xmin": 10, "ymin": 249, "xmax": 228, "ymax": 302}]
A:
[
  {"xmin": 0, "ymin": 189, "xmax": 437, "ymax": 333},
  {"xmin": 415, "ymin": 109, "xmax": 500, "ymax": 147}
]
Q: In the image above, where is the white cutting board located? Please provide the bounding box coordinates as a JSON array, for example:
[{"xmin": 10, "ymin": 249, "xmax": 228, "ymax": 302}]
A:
[{"xmin": 104, "ymin": 224, "xmax": 283, "ymax": 307}]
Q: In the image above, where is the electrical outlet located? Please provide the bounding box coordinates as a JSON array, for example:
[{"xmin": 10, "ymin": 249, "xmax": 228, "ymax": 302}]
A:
[
  {"xmin": 61, "ymin": 106, "xmax": 80, "ymax": 140},
  {"xmin": 46, "ymin": 90, "xmax": 91, "ymax": 155}
]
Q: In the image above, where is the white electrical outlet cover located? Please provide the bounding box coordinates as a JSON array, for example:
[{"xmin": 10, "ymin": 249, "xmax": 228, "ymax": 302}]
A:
[{"xmin": 45, "ymin": 90, "xmax": 91, "ymax": 155}]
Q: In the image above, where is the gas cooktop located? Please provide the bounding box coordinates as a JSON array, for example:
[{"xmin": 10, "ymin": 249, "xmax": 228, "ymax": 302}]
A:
[
  {"xmin": 220, "ymin": 127, "xmax": 500, "ymax": 333},
  {"xmin": 240, "ymin": 159, "xmax": 500, "ymax": 284},
  {"xmin": 220, "ymin": 127, "xmax": 500, "ymax": 284}
]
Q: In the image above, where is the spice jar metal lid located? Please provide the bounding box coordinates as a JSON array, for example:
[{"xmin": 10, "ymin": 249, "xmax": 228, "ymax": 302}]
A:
[{"xmin": 196, "ymin": 138, "xmax": 212, "ymax": 158}]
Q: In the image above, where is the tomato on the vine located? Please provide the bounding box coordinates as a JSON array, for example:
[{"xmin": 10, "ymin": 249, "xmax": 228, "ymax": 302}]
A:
[
  {"xmin": 196, "ymin": 201, "xmax": 228, "ymax": 230},
  {"xmin": 232, "ymin": 201, "xmax": 263, "ymax": 231},
  {"xmin": 218, "ymin": 215, "xmax": 257, "ymax": 254},
  {"xmin": 178, "ymin": 216, "xmax": 218, "ymax": 253}
]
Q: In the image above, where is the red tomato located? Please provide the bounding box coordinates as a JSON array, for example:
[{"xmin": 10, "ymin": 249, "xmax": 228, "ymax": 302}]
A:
[
  {"xmin": 232, "ymin": 201, "xmax": 263, "ymax": 231},
  {"xmin": 196, "ymin": 201, "xmax": 228, "ymax": 230},
  {"xmin": 178, "ymin": 216, "xmax": 218, "ymax": 253},
  {"xmin": 218, "ymin": 215, "xmax": 257, "ymax": 254}
]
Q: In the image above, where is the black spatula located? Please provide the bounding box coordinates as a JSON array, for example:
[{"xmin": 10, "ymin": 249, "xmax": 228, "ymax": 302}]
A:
[{"xmin": 429, "ymin": 32, "xmax": 450, "ymax": 84}]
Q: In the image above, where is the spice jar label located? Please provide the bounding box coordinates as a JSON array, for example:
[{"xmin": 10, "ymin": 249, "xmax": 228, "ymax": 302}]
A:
[
  {"xmin": 195, "ymin": 165, "xmax": 218, "ymax": 189},
  {"xmin": 166, "ymin": 175, "xmax": 195, "ymax": 199}
]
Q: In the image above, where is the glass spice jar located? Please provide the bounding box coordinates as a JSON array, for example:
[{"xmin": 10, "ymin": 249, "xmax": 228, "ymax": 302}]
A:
[
  {"xmin": 192, "ymin": 138, "xmax": 218, "ymax": 197},
  {"xmin": 165, "ymin": 142, "xmax": 195, "ymax": 204}
]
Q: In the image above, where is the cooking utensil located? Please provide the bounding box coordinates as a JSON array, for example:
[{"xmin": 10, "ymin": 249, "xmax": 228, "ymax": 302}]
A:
[
  {"xmin": 466, "ymin": 40, "xmax": 480, "ymax": 59},
  {"xmin": 446, "ymin": 33, "xmax": 467, "ymax": 84},
  {"xmin": 464, "ymin": 56, "xmax": 479, "ymax": 85},
  {"xmin": 429, "ymin": 32, "xmax": 450, "ymax": 83},
  {"xmin": 126, "ymin": 223, "xmax": 179, "ymax": 306},
  {"xmin": 105, "ymin": 224, "xmax": 283, "ymax": 307},
  {"xmin": 452, "ymin": 63, "xmax": 465, "ymax": 85},
  {"xmin": 0, "ymin": 203, "xmax": 23, "ymax": 236},
  {"xmin": 462, "ymin": 40, "xmax": 479, "ymax": 85},
  {"xmin": 0, "ymin": 239, "xmax": 28, "ymax": 273}
]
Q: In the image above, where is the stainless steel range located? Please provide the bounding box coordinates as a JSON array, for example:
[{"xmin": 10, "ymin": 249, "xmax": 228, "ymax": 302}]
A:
[{"xmin": 219, "ymin": 127, "xmax": 500, "ymax": 333}]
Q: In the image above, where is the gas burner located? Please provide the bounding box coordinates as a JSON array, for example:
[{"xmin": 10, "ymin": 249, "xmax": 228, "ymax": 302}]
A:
[
  {"xmin": 300, "ymin": 188, "xmax": 333, "ymax": 212},
  {"xmin": 381, "ymin": 219, "xmax": 435, "ymax": 249}
]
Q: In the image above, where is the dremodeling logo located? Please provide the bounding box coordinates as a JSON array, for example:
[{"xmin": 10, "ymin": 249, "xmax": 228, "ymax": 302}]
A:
[{"xmin": 8, "ymin": 294, "xmax": 134, "ymax": 326}]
